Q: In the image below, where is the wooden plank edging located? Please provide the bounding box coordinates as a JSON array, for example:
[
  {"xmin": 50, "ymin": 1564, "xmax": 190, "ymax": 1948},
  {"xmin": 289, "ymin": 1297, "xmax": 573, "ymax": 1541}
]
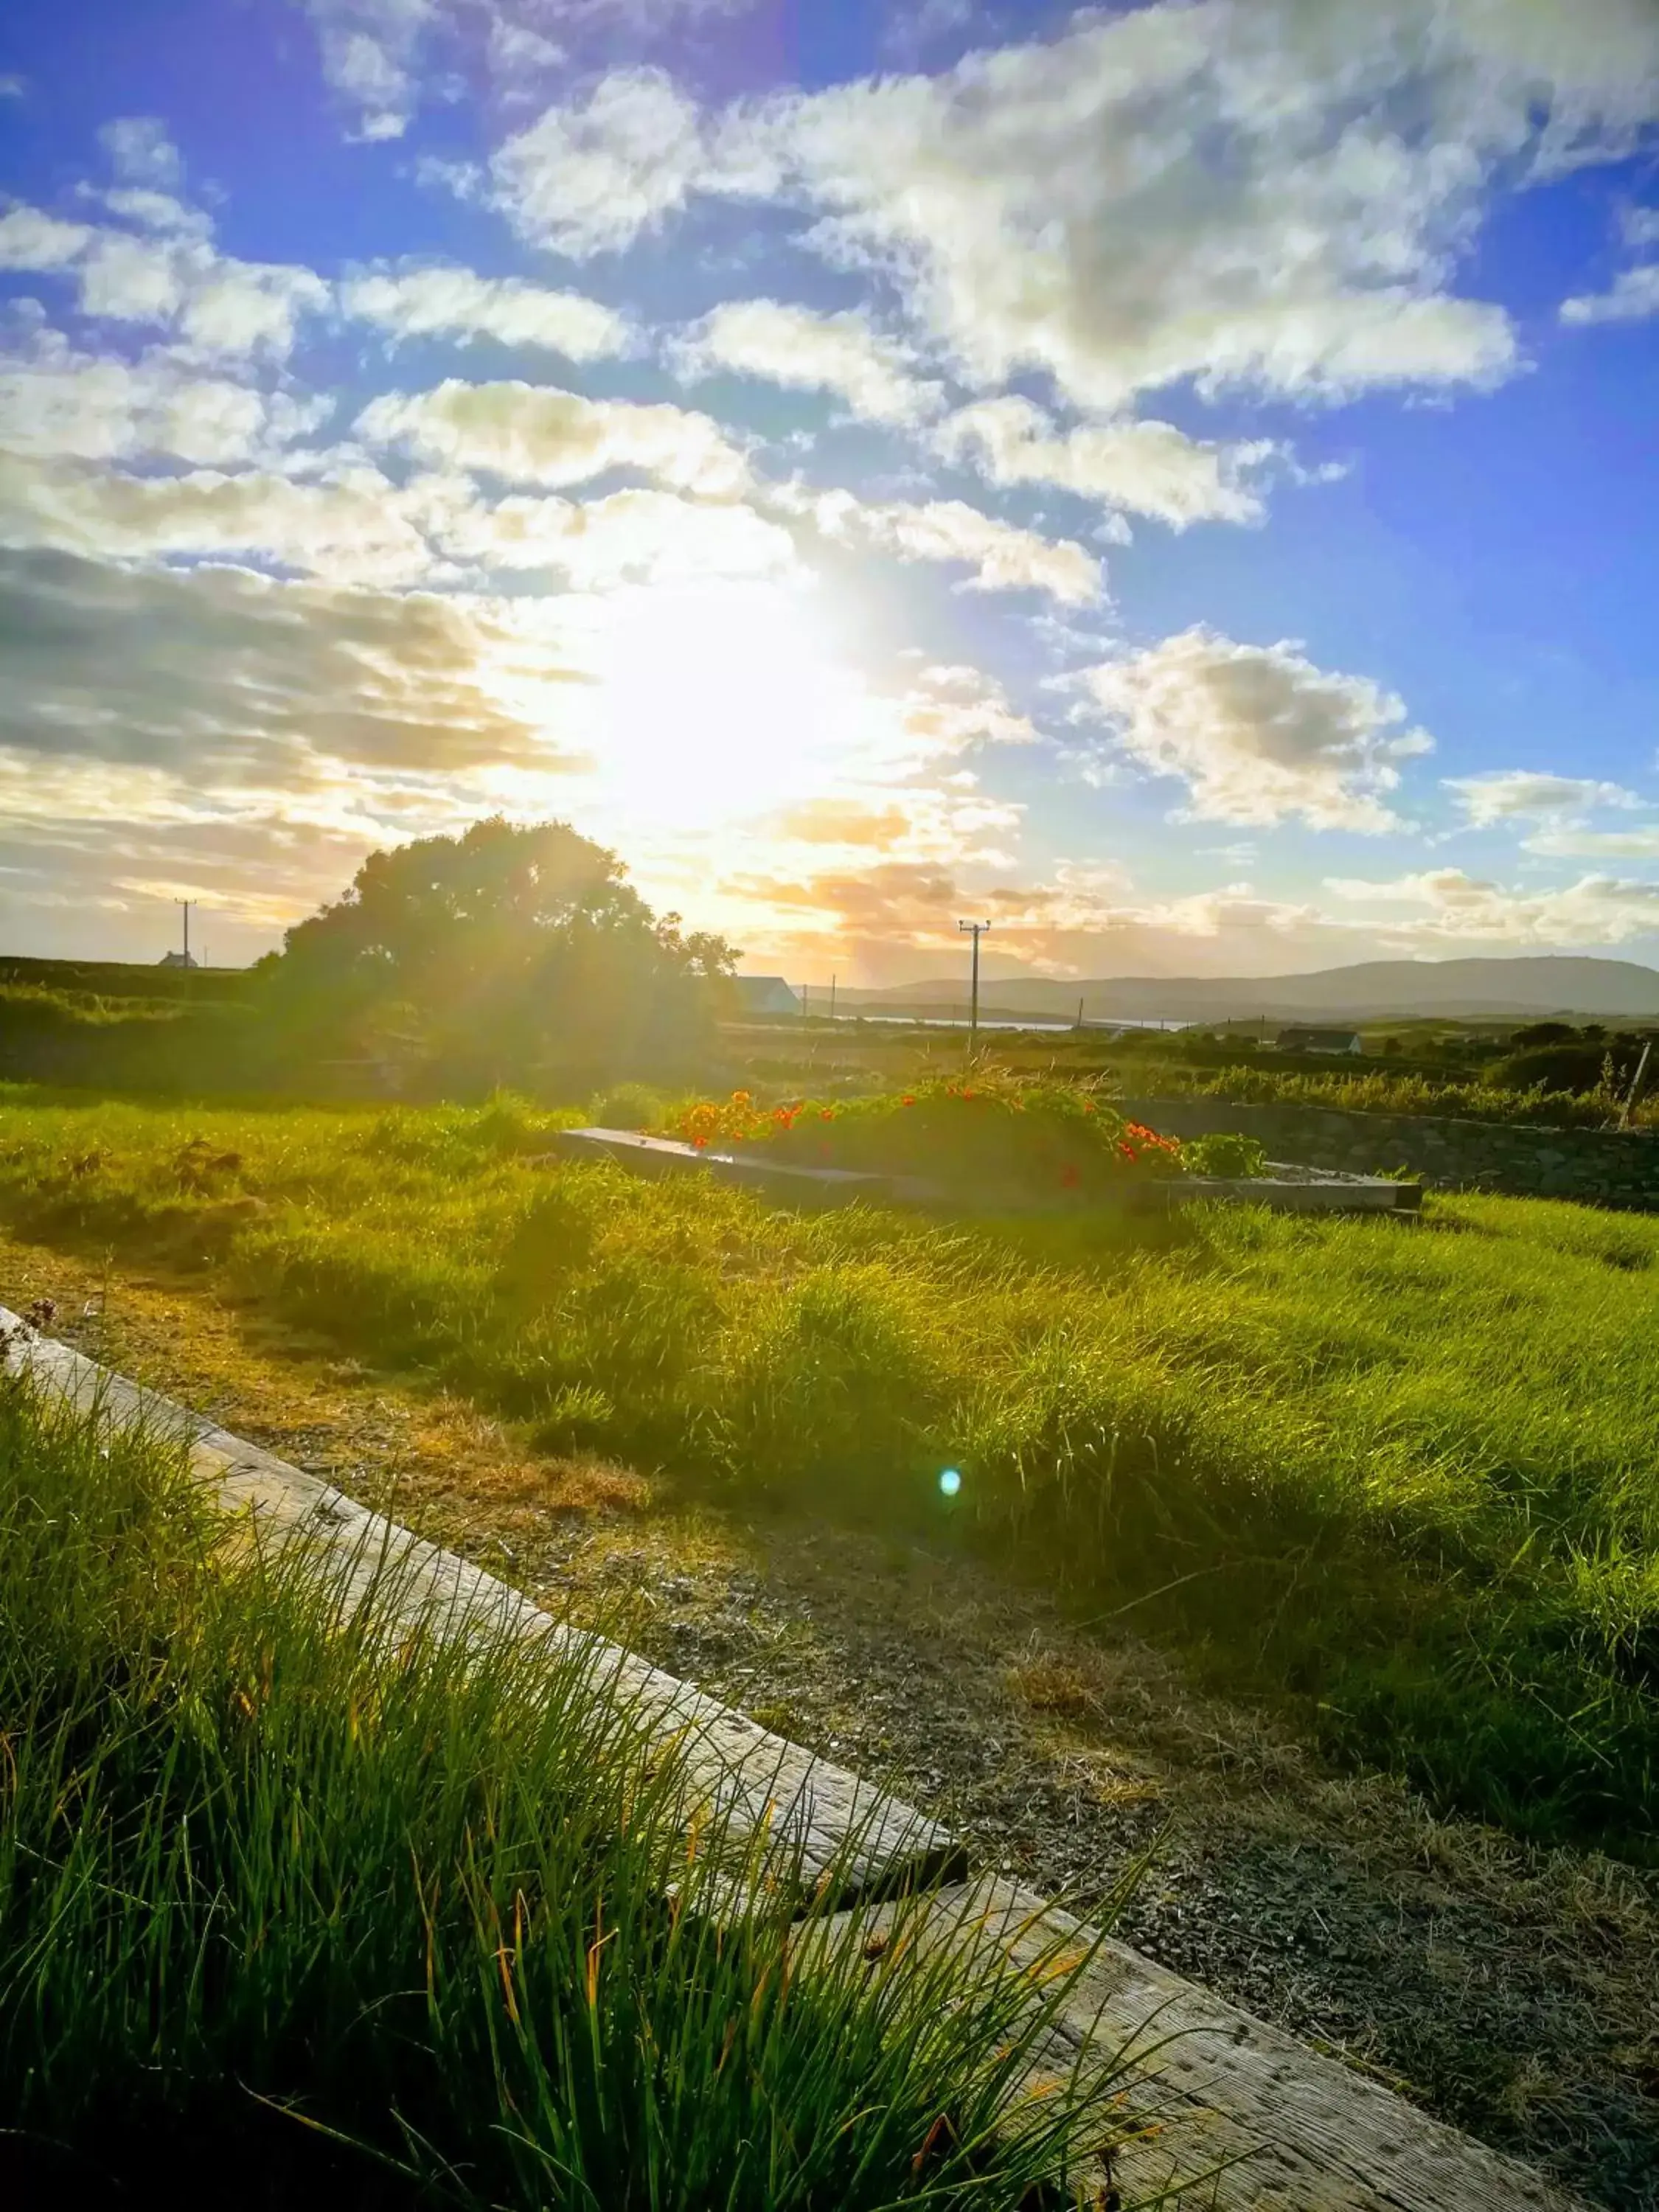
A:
[
  {"xmin": 0, "ymin": 1307, "xmax": 959, "ymax": 1905},
  {"xmin": 0, "ymin": 1308, "xmax": 1587, "ymax": 2209}
]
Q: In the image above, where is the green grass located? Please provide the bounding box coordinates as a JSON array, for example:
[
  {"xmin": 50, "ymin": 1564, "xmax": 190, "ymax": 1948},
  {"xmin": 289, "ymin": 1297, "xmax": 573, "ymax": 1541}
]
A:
[
  {"xmin": 0, "ymin": 1361, "xmax": 1144, "ymax": 2209},
  {"xmin": 727, "ymin": 1026, "xmax": 1652, "ymax": 1130},
  {"xmin": 2, "ymin": 1086, "xmax": 1658, "ymax": 1858}
]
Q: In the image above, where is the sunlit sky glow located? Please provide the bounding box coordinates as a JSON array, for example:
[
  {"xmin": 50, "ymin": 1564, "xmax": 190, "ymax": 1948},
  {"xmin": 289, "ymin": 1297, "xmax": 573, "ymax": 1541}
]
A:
[{"xmin": 1, "ymin": 0, "xmax": 1658, "ymax": 982}]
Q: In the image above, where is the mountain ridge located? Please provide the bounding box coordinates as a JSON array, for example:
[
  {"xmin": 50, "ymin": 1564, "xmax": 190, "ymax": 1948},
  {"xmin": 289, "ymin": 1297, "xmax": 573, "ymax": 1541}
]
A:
[{"xmin": 829, "ymin": 956, "xmax": 1659, "ymax": 1023}]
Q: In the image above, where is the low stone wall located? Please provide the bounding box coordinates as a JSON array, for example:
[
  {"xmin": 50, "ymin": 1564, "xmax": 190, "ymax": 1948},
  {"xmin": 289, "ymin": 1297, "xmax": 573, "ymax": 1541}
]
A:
[{"xmin": 1121, "ymin": 1096, "xmax": 1659, "ymax": 1210}]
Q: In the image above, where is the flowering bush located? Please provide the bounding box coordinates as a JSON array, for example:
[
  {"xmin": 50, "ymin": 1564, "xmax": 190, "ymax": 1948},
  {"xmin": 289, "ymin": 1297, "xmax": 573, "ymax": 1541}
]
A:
[{"xmin": 672, "ymin": 1076, "xmax": 1266, "ymax": 1194}]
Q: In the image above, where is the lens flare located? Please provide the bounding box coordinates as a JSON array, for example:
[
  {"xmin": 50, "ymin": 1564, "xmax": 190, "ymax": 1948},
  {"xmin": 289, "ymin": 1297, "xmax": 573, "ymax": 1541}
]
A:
[{"xmin": 939, "ymin": 1468, "xmax": 962, "ymax": 1498}]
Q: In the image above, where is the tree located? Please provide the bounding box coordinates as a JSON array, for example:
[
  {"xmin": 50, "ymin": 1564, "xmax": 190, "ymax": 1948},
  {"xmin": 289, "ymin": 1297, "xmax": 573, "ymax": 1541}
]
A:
[{"xmin": 262, "ymin": 818, "xmax": 739, "ymax": 1088}]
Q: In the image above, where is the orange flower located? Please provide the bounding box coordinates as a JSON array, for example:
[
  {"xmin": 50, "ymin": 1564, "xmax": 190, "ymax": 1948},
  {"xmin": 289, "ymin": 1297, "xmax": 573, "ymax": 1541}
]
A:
[{"xmin": 902, "ymin": 1093, "xmax": 916, "ymax": 1106}]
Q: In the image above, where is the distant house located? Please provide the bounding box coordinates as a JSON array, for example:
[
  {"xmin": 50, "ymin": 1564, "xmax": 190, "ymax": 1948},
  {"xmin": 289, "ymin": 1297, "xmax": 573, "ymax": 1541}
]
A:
[
  {"xmin": 1276, "ymin": 1027, "xmax": 1362, "ymax": 1055},
  {"xmin": 157, "ymin": 950, "xmax": 198, "ymax": 969},
  {"xmin": 731, "ymin": 975, "xmax": 800, "ymax": 1018}
]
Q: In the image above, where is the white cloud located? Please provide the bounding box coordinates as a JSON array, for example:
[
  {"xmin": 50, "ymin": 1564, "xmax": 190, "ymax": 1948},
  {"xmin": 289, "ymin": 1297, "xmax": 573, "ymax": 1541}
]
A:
[
  {"xmin": 1562, "ymin": 263, "xmax": 1659, "ymax": 323},
  {"xmin": 0, "ymin": 451, "xmax": 442, "ymax": 585},
  {"xmin": 173, "ymin": 256, "xmax": 331, "ymax": 359},
  {"xmin": 1560, "ymin": 188, "xmax": 1659, "ymax": 319},
  {"xmin": 98, "ymin": 117, "xmax": 185, "ymax": 192},
  {"xmin": 0, "ymin": 332, "xmax": 327, "ymax": 468},
  {"xmin": 356, "ymin": 376, "xmax": 753, "ymax": 497},
  {"xmin": 438, "ymin": 484, "xmax": 797, "ymax": 586},
  {"xmin": 522, "ymin": 0, "xmax": 1659, "ymax": 410},
  {"xmin": 342, "ymin": 265, "xmax": 630, "ymax": 359},
  {"xmin": 302, "ymin": 0, "xmax": 438, "ymax": 139},
  {"xmin": 1, "ymin": 196, "xmax": 330, "ymax": 361},
  {"xmin": 1087, "ymin": 626, "xmax": 1433, "ymax": 831},
  {"xmin": 77, "ymin": 231, "xmax": 187, "ymax": 321},
  {"xmin": 0, "ymin": 206, "xmax": 94, "ymax": 270},
  {"xmin": 1325, "ymin": 866, "xmax": 1659, "ymax": 946},
  {"xmin": 935, "ymin": 396, "xmax": 1279, "ymax": 529},
  {"xmin": 797, "ymin": 486, "xmax": 1102, "ymax": 605},
  {"xmin": 709, "ymin": 4, "xmax": 1540, "ymax": 409},
  {"xmin": 1519, "ymin": 828, "xmax": 1659, "ymax": 859},
  {"xmin": 102, "ymin": 187, "xmax": 213, "ymax": 239},
  {"xmin": 1445, "ymin": 769, "xmax": 1642, "ymax": 823},
  {"xmin": 0, "ymin": 74, "xmax": 25, "ymax": 100},
  {"xmin": 674, "ymin": 299, "xmax": 942, "ymax": 426},
  {"xmin": 304, "ymin": 0, "xmax": 757, "ymax": 139},
  {"xmin": 491, "ymin": 67, "xmax": 709, "ymax": 256}
]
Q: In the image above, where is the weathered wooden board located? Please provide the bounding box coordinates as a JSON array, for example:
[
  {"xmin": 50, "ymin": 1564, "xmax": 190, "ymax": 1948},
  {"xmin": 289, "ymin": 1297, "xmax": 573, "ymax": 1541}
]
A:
[
  {"xmin": 813, "ymin": 1877, "xmax": 1587, "ymax": 2211},
  {"xmin": 0, "ymin": 1308, "xmax": 1582, "ymax": 2208},
  {"xmin": 0, "ymin": 1308, "xmax": 960, "ymax": 1906},
  {"xmin": 554, "ymin": 1126, "xmax": 896, "ymax": 1203}
]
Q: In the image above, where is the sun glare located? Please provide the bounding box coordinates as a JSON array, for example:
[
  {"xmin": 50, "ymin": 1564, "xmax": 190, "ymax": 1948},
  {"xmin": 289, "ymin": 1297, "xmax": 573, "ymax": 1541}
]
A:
[{"xmin": 591, "ymin": 583, "xmax": 860, "ymax": 832}]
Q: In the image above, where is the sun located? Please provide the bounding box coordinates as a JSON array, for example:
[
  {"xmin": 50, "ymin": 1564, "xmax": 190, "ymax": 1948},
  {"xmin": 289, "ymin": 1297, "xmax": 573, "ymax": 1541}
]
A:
[{"xmin": 588, "ymin": 581, "xmax": 861, "ymax": 832}]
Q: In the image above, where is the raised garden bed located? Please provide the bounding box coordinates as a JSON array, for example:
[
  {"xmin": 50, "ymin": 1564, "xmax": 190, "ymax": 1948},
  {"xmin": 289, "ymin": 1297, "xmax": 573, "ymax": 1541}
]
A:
[{"xmin": 554, "ymin": 1124, "xmax": 1422, "ymax": 1216}]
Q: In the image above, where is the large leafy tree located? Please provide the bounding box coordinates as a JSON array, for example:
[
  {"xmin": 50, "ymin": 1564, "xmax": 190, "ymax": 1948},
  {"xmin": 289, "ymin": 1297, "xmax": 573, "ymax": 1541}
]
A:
[{"xmin": 263, "ymin": 818, "xmax": 737, "ymax": 1084}]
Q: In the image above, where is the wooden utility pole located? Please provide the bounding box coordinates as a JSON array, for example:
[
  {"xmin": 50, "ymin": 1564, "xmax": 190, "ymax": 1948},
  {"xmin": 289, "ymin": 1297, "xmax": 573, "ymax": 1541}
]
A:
[
  {"xmin": 957, "ymin": 919, "xmax": 991, "ymax": 1046},
  {"xmin": 1621, "ymin": 1040, "xmax": 1652, "ymax": 1128},
  {"xmin": 175, "ymin": 899, "xmax": 193, "ymax": 967}
]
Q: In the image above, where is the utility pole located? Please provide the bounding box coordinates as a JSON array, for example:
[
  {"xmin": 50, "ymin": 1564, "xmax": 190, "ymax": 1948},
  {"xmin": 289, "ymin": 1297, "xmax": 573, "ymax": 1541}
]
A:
[
  {"xmin": 1621, "ymin": 1040, "xmax": 1652, "ymax": 1129},
  {"xmin": 176, "ymin": 899, "xmax": 193, "ymax": 968},
  {"xmin": 957, "ymin": 919, "xmax": 991, "ymax": 1046},
  {"xmin": 830, "ymin": 973, "xmax": 837, "ymax": 1023}
]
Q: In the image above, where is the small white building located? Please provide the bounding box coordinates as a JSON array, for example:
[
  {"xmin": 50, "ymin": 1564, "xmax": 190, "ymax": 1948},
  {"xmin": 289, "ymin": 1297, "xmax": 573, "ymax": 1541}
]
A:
[
  {"xmin": 1276, "ymin": 1027, "xmax": 1363, "ymax": 1055},
  {"xmin": 732, "ymin": 975, "xmax": 801, "ymax": 1018},
  {"xmin": 157, "ymin": 950, "xmax": 198, "ymax": 969}
]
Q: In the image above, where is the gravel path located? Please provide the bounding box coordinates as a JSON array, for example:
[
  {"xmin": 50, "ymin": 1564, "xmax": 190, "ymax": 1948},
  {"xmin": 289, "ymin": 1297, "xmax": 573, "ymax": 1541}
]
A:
[{"xmin": 5, "ymin": 1234, "xmax": 1657, "ymax": 2212}]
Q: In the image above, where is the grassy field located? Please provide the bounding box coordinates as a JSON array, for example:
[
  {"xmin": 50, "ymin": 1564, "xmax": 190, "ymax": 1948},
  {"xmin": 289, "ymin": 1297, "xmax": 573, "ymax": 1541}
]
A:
[
  {"xmin": 723, "ymin": 1021, "xmax": 1658, "ymax": 1130},
  {"xmin": 0, "ymin": 1363, "xmax": 1141, "ymax": 2208},
  {"xmin": 2, "ymin": 1085, "xmax": 1658, "ymax": 1860}
]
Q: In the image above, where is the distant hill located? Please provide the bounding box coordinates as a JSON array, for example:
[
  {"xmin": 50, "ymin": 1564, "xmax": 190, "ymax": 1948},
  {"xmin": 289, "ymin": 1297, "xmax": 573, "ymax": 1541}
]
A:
[{"xmin": 838, "ymin": 956, "xmax": 1659, "ymax": 1024}]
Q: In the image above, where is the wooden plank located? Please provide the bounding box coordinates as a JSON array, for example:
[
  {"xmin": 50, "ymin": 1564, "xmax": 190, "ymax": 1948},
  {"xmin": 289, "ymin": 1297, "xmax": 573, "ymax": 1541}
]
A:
[
  {"xmin": 0, "ymin": 1309, "xmax": 961, "ymax": 1907},
  {"xmin": 812, "ymin": 1877, "xmax": 1588, "ymax": 2212},
  {"xmin": 554, "ymin": 1127, "xmax": 895, "ymax": 1202},
  {"xmin": 0, "ymin": 1309, "xmax": 1586, "ymax": 2208}
]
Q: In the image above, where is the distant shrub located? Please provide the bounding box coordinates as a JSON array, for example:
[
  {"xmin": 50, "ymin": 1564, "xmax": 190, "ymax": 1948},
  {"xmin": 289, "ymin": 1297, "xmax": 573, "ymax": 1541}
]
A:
[
  {"xmin": 1487, "ymin": 1044, "xmax": 1627, "ymax": 1096},
  {"xmin": 1121, "ymin": 1057, "xmax": 1645, "ymax": 1130},
  {"xmin": 589, "ymin": 1079, "xmax": 667, "ymax": 1130},
  {"xmin": 1508, "ymin": 1021, "xmax": 1579, "ymax": 1048},
  {"xmin": 1182, "ymin": 1130, "xmax": 1270, "ymax": 1178}
]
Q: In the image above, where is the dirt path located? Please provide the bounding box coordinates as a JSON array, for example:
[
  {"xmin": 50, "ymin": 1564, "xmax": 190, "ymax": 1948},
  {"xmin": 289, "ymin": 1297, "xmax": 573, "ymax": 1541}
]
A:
[{"xmin": 5, "ymin": 1231, "xmax": 1656, "ymax": 2211}]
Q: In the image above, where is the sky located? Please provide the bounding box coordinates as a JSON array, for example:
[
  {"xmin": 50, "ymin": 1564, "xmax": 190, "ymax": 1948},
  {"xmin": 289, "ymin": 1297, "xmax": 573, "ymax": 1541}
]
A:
[{"xmin": 1, "ymin": 0, "xmax": 1657, "ymax": 984}]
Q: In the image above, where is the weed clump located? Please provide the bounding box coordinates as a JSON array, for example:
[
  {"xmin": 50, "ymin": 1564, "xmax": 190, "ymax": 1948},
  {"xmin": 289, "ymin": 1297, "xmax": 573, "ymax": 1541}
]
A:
[{"xmin": 0, "ymin": 1368, "xmax": 1144, "ymax": 2208}]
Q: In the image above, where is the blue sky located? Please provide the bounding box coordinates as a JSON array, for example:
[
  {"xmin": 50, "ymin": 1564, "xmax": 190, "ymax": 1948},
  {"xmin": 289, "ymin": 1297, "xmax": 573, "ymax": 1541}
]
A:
[{"xmin": 1, "ymin": 0, "xmax": 1657, "ymax": 981}]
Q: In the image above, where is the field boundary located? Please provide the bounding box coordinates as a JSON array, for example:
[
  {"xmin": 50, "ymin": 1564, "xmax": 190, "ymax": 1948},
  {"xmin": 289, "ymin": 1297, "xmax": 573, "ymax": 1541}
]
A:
[{"xmin": 0, "ymin": 1304, "xmax": 1587, "ymax": 2211}]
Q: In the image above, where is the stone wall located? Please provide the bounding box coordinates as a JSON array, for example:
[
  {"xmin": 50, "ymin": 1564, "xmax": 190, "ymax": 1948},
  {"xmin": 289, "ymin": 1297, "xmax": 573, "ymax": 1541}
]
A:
[{"xmin": 1121, "ymin": 1096, "xmax": 1659, "ymax": 1210}]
